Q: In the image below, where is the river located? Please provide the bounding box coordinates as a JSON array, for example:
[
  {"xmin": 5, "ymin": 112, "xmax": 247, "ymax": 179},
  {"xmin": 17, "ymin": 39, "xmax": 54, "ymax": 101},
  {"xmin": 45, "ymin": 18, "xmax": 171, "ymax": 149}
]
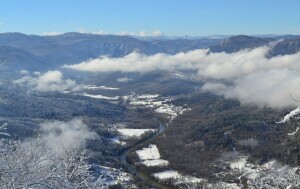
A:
[{"xmin": 117, "ymin": 121, "xmax": 171, "ymax": 189}]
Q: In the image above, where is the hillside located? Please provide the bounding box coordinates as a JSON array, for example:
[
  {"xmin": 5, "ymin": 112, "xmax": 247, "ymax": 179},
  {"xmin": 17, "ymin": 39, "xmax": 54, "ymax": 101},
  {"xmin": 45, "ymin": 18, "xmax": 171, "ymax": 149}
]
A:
[{"xmin": 1, "ymin": 33, "xmax": 300, "ymax": 75}]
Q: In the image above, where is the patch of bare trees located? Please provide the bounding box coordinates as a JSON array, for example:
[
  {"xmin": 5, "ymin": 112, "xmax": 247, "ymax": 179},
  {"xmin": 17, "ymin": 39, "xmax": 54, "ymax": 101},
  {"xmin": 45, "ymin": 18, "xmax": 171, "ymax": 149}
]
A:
[{"xmin": 0, "ymin": 138, "xmax": 105, "ymax": 189}]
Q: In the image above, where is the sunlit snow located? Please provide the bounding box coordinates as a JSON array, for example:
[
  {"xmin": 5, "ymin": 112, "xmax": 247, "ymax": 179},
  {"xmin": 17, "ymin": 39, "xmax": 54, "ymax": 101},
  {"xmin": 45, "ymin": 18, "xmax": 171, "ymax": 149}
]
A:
[
  {"xmin": 153, "ymin": 170, "xmax": 181, "ymax": 180},
  {"xmin": 136, "ymin": 144, "xmax": 161, "ymax": 160},
  {"xmin": 278, "ymin": 106, "xmax": 300, "ymax": 123},
  {"xmin": 81, "ymin": 93, "xmax": 119, "ymax": 100},
  {"xmin": 84, "ymin": 85, "xmax": 119, "ymax": 90},
  {"xmin": 141, "ymin": 159, "xmax": 169, "ymax": 167},
  {"xmin": 117, "ymin": 128, "xmax": 156, "ymax": 138}
]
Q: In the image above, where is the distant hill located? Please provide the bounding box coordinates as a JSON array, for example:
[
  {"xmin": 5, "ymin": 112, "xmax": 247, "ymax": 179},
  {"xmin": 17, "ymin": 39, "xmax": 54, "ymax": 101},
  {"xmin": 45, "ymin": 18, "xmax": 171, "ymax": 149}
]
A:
[
  {"xmin": 0, "ymin": 32, "xmax": 220, "ymax": 73},
  {"xmin": 1, "ymin": 32, "xmax": 300, "ymax": 74},
  {"xmin": 209, "ymin": 35, "xmax": 274, "ymax": 53},
  {"xmin": 268, "ymin": 37, "xmax": 300, "ymax": 57},
  {"xmin": 0, "ymin": 45, "xmax": 51, "ymax": 72},
  {"xmin": 150, "ymin": 39, "xmax": 220, "ymax": 54},
  {"xmin": 0, "ymin": 32, "xmax": 162, "ymax": 67},
  {"xmin": 209, "ymin": 35, "xmax": 300, "ymax": 57}
]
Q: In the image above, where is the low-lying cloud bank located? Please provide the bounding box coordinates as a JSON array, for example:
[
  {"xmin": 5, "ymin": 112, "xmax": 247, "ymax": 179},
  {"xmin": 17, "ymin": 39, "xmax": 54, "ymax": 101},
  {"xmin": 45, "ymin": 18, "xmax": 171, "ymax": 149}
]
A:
[
  {"xmin": 40, "ymin": 118, "xmax": 97, "ymax": 153},
  {"xmin": 117, "ymin": 77, "xmax": 132, "ymax": 83},
  {"xmin": 63, "ymin": 50, "xmax": 206, "ymax": 73},
  {"xmin": 14, "ymin": 70, "xmax": 80, "ymax": 92},
  {"xmin": 64, "ymin": 47, "xmax": 300, "ymax": 107},
  {"xmin": 202, "ymin": 69, "xmax": 300, "ymax": 107}
]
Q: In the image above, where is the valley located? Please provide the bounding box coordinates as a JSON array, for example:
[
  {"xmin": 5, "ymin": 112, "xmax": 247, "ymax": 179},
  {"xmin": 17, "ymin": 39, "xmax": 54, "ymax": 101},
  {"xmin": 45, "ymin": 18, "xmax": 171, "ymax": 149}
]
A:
[
  {"xmin": 1, "ymin": 32, "xmax": 300, "ymax": 188},
  {"xmin": 2, "ymin": 1, "xmax": 300, "ymax": 188}
]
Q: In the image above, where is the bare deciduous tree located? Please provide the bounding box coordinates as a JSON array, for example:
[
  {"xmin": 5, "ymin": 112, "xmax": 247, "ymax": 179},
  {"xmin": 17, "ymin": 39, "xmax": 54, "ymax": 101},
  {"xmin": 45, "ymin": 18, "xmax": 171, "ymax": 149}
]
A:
[{"xmin": 0, "ymin": 138, "xmax": 102, "ymax": 189}]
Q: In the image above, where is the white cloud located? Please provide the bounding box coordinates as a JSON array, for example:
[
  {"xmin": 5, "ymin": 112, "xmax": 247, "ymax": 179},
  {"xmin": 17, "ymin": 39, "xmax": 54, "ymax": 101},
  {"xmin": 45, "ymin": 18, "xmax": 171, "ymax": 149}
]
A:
[
  {"xmin": 63, "ymin": 50, "xmax": 206, "ymax": 73},
  {"xmin": 118, "ymin": 31, "xmax": 135, "ymax": 36},
  {"xmin": 40, "ymin": 118, "xmax": 97, "ymax": 153},
  {"xmin": 151, "ymin": 30, "xmax": 163, "ymax": 36},
  {"xmin": 43, "ymin": 32, "xmax": 63, "ymax": 36},
  {"xmin": 118, "ymin": 30, "xmax": 163, "ymax": 37},
  {"xmin": 117, "ymin": 77, "xmax": 132, "ymax": 83},
  {"xmin": 33, "ymin": 71, "xmax": 41, "ymax": 76},
  {"xmin": 92, "ymin": 30, "xmax": 107, "ymax": 35},
  {"xmin": 64, "ymin": 46, "xmax": 300, "ymax": 107},
  {"xmin": 138, "ymin": 31, "xmax": 148, "ymax": 37},
  {"xmin": 138, "ymin": 30, "xmax": 163, "ymax": 37},
  {"xmin": 20, "ymin": 70, "xmax": 29, "ymax": 75},
  {"xmin": 203, "ymin": 69, "xmax": 300, "ymax": 107},
  {"xmin": 78, "ymin": 28, "xmax": 107, "ymax": 35},
  {"xmin": 50, "ymin": 29, "xmax": 163, "ymax": 37},
  {"xmin": 14, "ymin": 70, "xmax": 79, "ymax": 92}
]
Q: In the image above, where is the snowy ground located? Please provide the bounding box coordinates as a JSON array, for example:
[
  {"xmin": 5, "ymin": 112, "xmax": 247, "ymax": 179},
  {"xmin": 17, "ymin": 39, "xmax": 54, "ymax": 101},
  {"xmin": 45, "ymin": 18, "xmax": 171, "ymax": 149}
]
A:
[
  {"xmin": 135, "ymin": 149, "xmax": 300, "ymax": 188},
  {"xmin": 123, "ymin": 93, "xmax": 190, "ymax": 122},
  {"xmin": 136, "ymin": 144, "xmax": 161, "ymax": 160},
  {"xmin": 152, "ymin": 170, "xmax": 204, "ymax": 185},
  {"xmin": 153, "ymin": 170, "xmax": 181, "ymax": 180},
  {"xmin": 117, "ymin": 128, "xmax": 156, "ymax": 138},
  {"xmin": 216, "ymin": 156, "xmax": 300, "ymax": 188},
  {"xmin": 78, "ymin": 91, "xmax": 191, "ymax": 122},
  {"xmin": 84, "ymin": 85, "xmax": 119, "ymax": 90},
  {"xmin": 81, "ymin": 93, "xmax": 119, "ymax": 100},
  {"xmin": 174, "ymin": 176, "xmax": 205, "ymax": 185},
  {"xmin": 109, "ymin": 137, "xmax": 126, "ymax": 146},
  {"xmin": 278, "ymin": 106, "xmax": 300, "ymax": 123},
  {"xmin": 90, "ymin": 93, "xmax": 194, "ymax": 186},
  {"xmin": 134, "ymin": 144, "xmax": 203, "ymax": 185},
  {"xmin": 106, "ymin": 123, "xmax": 157, "ymax": 147},
  {"xmin": 172, "ymin": 73, "xmax": 187, "ymax": 79},
  {"xmin": 141, "ymin": 159, "xmax": 169, "ymax": 167},
  {"xmin": 135, "ymin": 144, "xmax": 169, "ymax": 167},
  {"xmin": 93, "ymin": 165, "xmax": 137, "ymax": 188}
]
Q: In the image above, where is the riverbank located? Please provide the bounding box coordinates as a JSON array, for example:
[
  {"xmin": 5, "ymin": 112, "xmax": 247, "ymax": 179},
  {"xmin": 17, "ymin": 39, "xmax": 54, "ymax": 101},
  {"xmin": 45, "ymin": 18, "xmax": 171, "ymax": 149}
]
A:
[{"xmin": 118, "ymin": 121, "xmax": 172, "ymax": 189}]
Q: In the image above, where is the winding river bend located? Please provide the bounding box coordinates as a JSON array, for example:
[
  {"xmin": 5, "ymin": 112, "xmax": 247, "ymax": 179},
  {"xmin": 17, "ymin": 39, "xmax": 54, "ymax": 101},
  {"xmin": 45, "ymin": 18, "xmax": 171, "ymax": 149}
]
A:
[{"xmin": 118, "ymin": 122, "xmax": 170, "ymax": 189}]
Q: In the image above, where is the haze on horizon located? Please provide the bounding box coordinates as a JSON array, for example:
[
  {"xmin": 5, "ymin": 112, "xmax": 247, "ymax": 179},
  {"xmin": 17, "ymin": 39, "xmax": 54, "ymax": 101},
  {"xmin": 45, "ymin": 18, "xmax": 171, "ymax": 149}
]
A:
[{"xmin": 0, "ymin": 0, "xmax": 300, "ymax": 36}]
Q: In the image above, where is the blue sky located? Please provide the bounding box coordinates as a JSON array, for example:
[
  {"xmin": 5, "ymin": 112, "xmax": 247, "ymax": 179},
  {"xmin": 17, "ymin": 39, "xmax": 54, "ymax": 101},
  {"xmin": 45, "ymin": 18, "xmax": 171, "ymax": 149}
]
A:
[{"xmin": 0, "ymin": 0, "xmax": 299, "ymax": 36}]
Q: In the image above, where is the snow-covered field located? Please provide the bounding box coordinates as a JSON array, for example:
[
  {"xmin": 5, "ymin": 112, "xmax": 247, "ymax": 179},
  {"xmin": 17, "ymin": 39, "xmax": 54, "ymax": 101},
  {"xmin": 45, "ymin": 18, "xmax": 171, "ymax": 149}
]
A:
[
  {"xmin": 141, "ymin": 159, "xmax": 169, "ymax": 167},
  {"xmin": 117, "ymin": 128, "xmax": 156, "ymax": 138},
  {"xmin": 124, "ymin": 93, "xmax": 190, "ymax": 121},
  {"xmin": 152, "ymin": 170, "xmax": 205, "ymax": 185},
  {"xmin": 78, "ymin": 92, "xmax": 191, "ymax": 122},
  {"xmin": 153, "ymin": 170, "xmax": 205, "ymax": 185},
  {"xmin": 84, "ymin": 85, "xmax": 119, "ymax": 90},
  {"xmin": 135, "ymin": 144, "xmax": 169, "ymax": 167},
  {"xmin": 153, "ymin": 170, "xmax": 181, "ymax": 180},
  {"xmin": 136, "ymin": 144, "xmax": 161, "ymax": 161},
  {"xmin": 123, "ymin": 93, "xmax": 163, "ymax": 108},
  {"xmin": 137, "ymin": 94, "xmax": 160, "ymax": 99},
  {"xmin": 143, "ymin": 154, "xmax": 300, "ymax": 188},
  {"xmin": 81, "ymin": 93, "xmax": 119, "ymax": 100},
  {"xmin": 135, "ymin": 144, "xmax": 204, "ymax": 185}
]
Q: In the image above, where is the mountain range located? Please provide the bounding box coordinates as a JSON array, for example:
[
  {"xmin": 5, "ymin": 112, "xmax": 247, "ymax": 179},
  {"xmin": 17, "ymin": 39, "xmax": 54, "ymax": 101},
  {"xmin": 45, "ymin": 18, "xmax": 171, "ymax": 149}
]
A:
[{"xmin": 0, "ymin": 32, "xmax": 300, "ymax": 74}]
